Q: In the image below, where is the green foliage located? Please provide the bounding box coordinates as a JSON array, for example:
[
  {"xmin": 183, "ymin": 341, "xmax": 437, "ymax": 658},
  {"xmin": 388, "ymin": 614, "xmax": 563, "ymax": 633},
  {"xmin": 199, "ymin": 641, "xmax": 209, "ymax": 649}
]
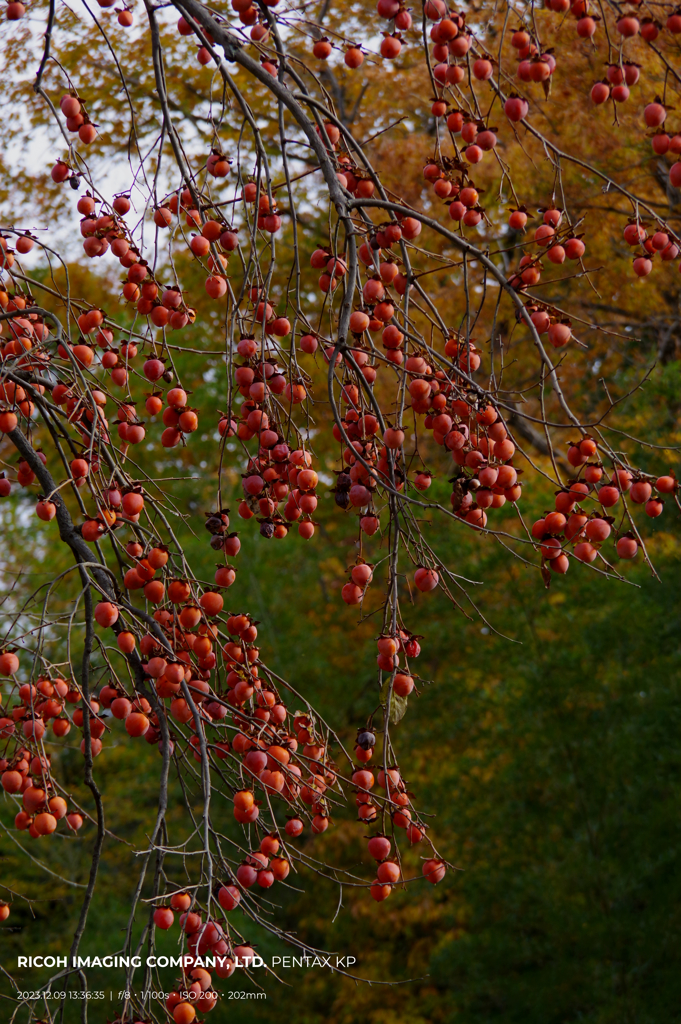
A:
[{"xmin": 3, "ymin": 454, "xmax": 680, "ymax": 1021}]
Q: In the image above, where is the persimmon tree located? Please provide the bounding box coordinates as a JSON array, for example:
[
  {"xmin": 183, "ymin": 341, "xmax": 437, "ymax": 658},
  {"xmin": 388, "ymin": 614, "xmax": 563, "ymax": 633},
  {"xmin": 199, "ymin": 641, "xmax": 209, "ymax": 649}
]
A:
[{"xmin": 0, "ymin": 0, "xmax": 680, "ymax": 1019}]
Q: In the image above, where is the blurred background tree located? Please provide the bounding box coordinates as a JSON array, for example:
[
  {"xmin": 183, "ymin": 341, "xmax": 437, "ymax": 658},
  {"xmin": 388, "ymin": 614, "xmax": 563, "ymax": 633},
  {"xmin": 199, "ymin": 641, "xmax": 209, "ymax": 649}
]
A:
[{"xmin": 1, "ymin": 0, "xmax": 680, "ymax": 1019}]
